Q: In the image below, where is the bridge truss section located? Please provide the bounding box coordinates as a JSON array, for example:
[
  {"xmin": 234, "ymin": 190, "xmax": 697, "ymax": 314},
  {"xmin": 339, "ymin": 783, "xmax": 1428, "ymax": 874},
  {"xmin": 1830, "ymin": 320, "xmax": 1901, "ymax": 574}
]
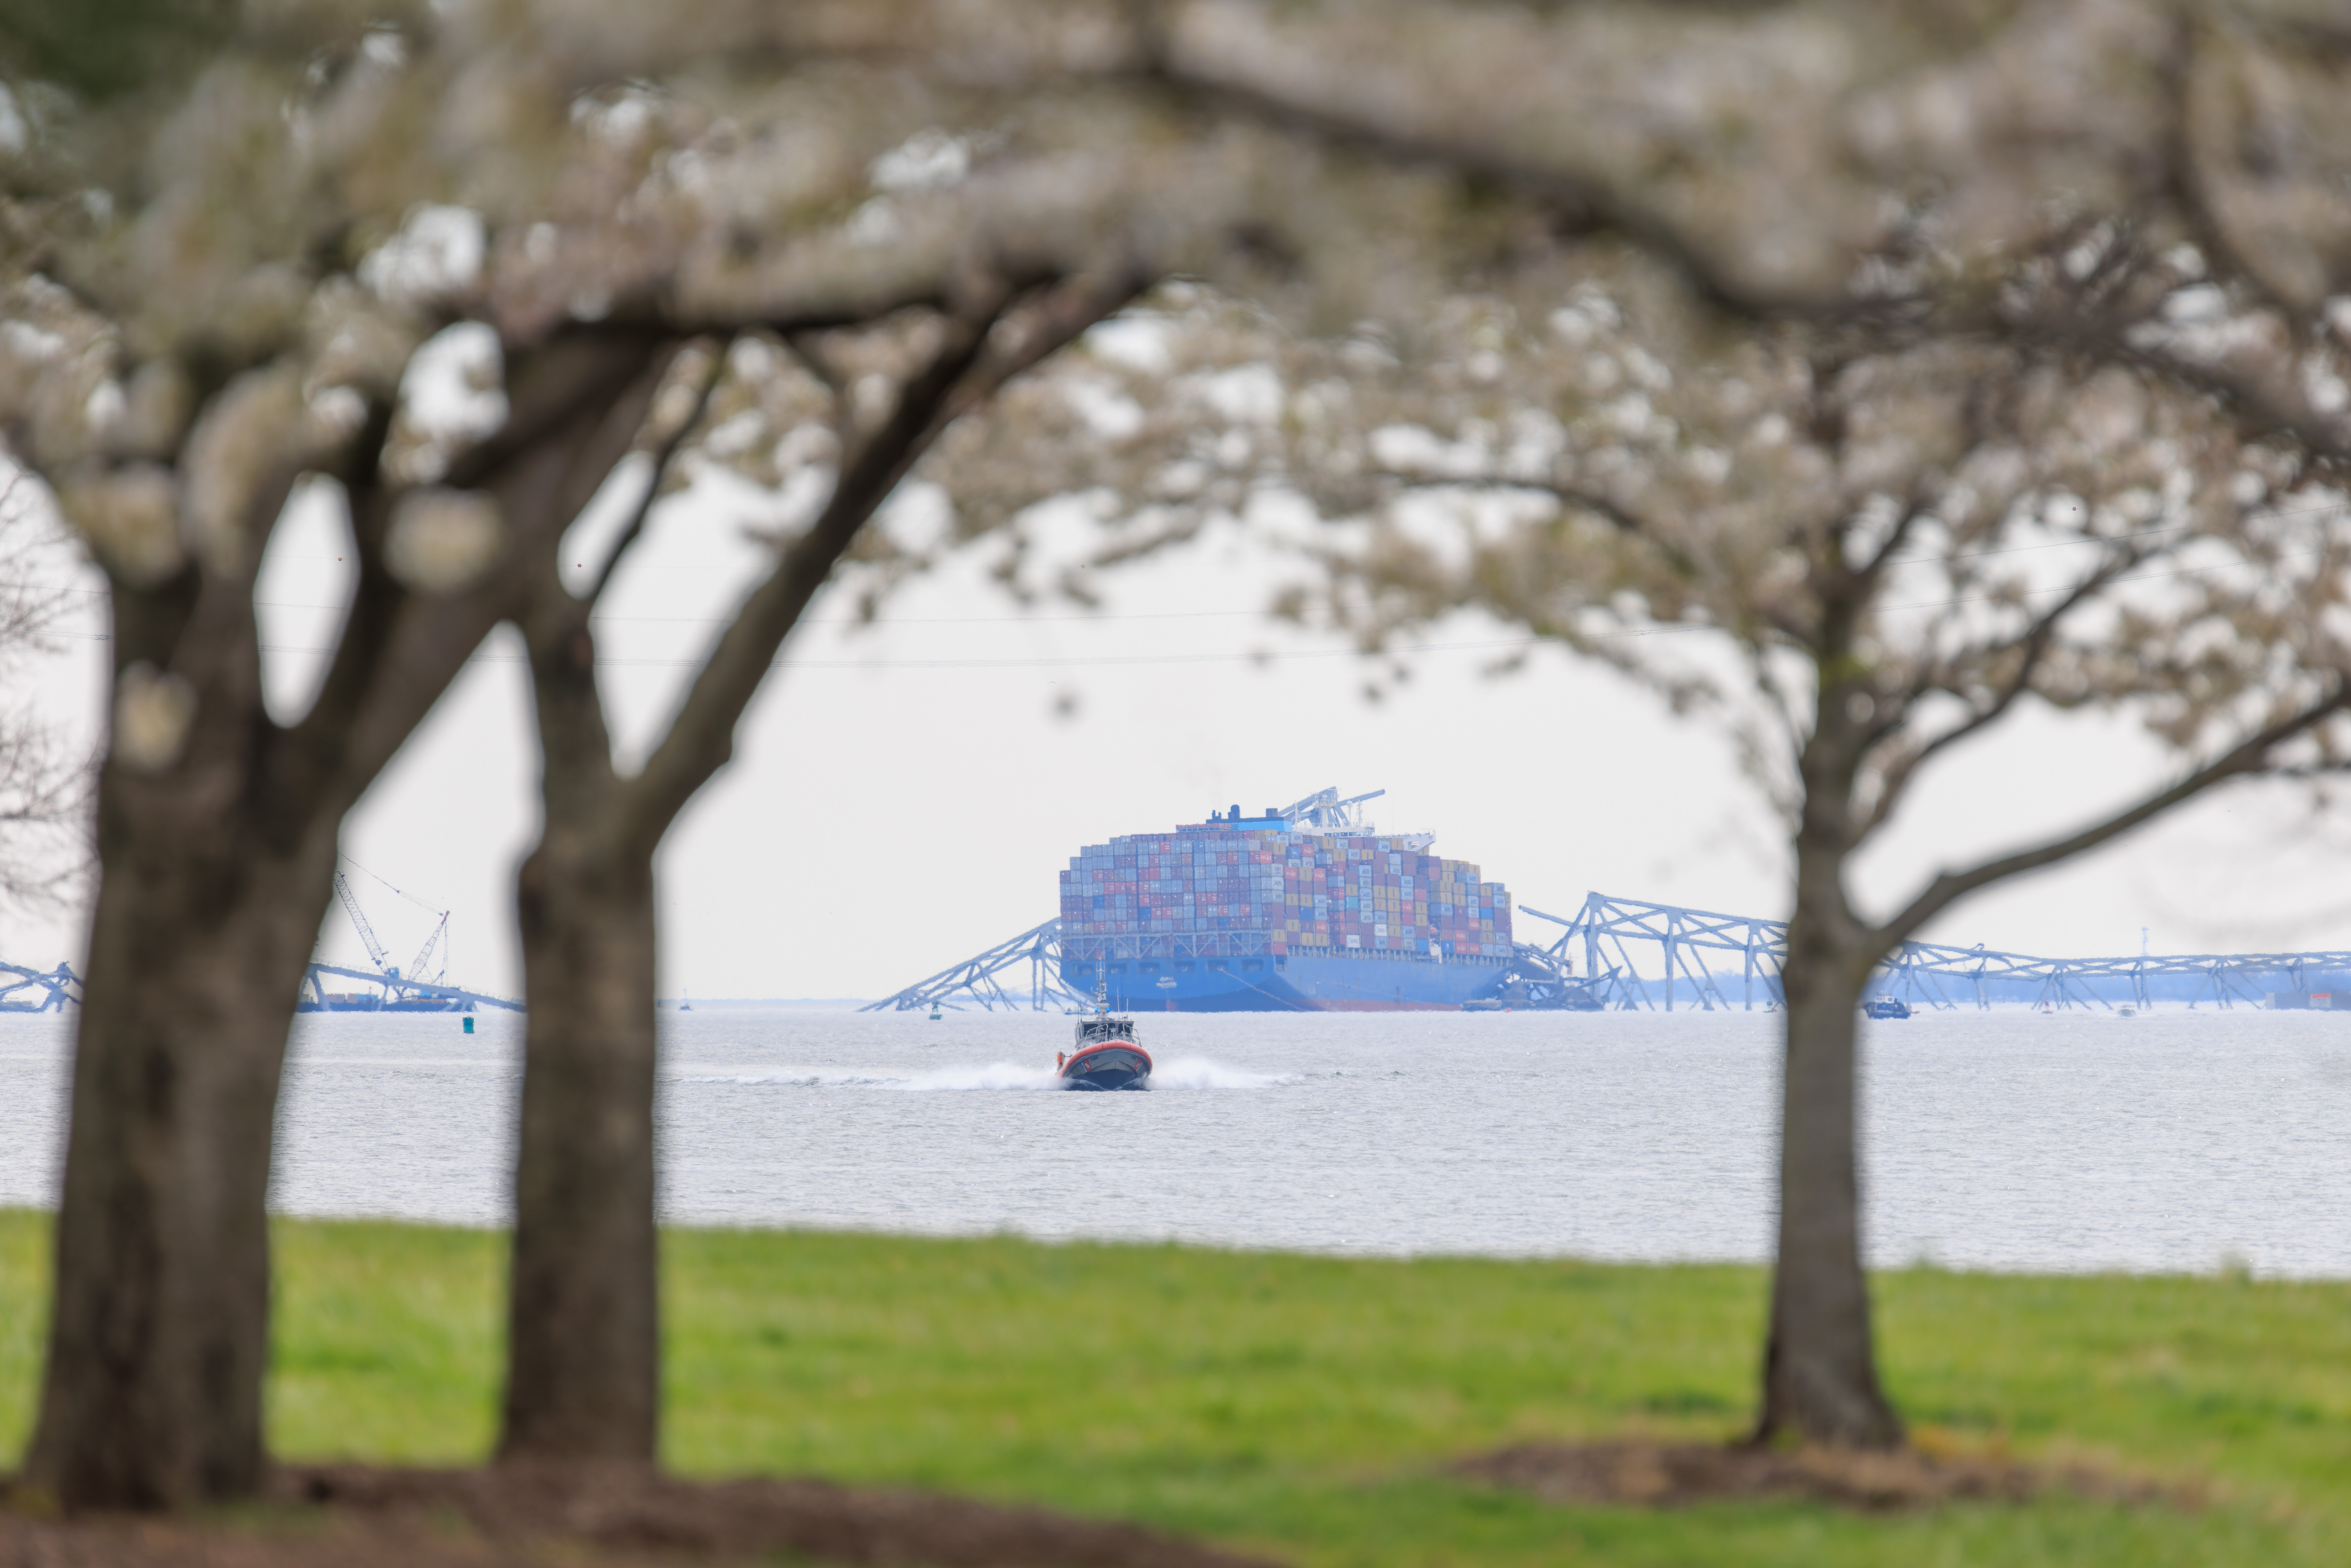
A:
[
  {"xmin": 0, "ymin": 959, "xmax": 80, "ymax": 1012},
  {"xmin": 1522, "ymin": 892, "xmax": 2351, "ymax": 1012},
  {"xmin": 1521, "ymin": 895, "xmax": 1786, "ymax": 1012},
  {"xmin": 859, "ymin": 918, "xmax": 1090, "ymax": 1013},
  {"xmin": 1479, "ymin": 941, "xmax": 1606, "ymax": 1009},
  {"xmin": 299, "ymin": 962, "xmax": 523, "ymax": 1013}
]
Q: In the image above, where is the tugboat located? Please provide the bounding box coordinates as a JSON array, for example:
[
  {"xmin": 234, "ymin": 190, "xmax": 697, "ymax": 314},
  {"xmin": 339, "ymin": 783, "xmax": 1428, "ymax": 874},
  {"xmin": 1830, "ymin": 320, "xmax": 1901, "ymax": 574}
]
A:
[{"xmin": 1058, "ymin": 978, "xmax": 1152, "ymax": 1091}]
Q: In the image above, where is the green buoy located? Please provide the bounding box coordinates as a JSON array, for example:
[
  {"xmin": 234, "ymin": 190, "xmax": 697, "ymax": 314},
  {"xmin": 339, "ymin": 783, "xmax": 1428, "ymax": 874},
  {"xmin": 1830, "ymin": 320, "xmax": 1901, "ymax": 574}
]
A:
[{"xmin": 463, "ymin": 1015, "xmax": 474, "ymax": 1034}]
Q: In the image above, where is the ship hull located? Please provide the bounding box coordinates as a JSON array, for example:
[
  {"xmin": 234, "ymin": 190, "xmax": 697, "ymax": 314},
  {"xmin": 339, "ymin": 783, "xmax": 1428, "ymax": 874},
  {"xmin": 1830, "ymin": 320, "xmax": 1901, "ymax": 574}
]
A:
[{"xmin": 1059, "ymin": 949, "xmax": 1508, "ymax": 1012}]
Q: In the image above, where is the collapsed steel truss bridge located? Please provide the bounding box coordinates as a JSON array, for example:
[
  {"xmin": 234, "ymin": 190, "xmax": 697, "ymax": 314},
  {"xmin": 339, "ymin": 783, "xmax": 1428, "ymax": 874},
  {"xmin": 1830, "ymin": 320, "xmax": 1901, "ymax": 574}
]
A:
[
  {"xmin": 0, "ymin": 957, "xmax": 517, "ymax": 1014},
  {"xmin": 859, "ymin": 918, "xmax": 1088, "ymax": 1013},
  {"xmin": 14, "ymin": 896, "xmax": 2336, "ymax": 1021},
  {"xmin": 867, "ymin": 892, "xmax": 2351, "ymax": 1014},
  {"xmin": 299, "ymin": 961, "xmax": 523, "ymax": 1013},
  {"xmin": 1522, "ymin": 892, "xmax": 2351, "ymax": 1012},
  {"xmin": 0, "ymin": 960, "xmax": 80, "ymax": 1012}
]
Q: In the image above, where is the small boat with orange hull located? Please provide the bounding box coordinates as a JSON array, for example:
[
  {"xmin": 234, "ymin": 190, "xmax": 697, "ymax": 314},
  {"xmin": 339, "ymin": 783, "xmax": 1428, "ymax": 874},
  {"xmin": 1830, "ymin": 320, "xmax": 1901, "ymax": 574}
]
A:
[{"xmin": 1058, "ymin": 985, "xmax": 1151, "ymax": 1091}]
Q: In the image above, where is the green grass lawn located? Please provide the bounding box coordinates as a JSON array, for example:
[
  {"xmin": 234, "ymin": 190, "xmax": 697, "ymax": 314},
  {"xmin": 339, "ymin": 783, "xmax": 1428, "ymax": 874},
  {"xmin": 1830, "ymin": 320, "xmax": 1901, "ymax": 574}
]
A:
[{"xmin": 4, "ymin": 1210, "xmax": 2349, "ymax": 1565}]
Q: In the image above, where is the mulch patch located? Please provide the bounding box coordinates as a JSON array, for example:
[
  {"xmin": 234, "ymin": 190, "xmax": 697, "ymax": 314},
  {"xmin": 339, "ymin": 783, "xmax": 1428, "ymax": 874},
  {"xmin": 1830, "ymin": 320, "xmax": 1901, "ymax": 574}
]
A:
[
  {"xmin": 0, "ymin": 1462, "xmax": 1285, "ymax": 1568},
  {"xmin": 1455, "ymin": 1439, "xmax": 2198, "ymax": 1513}
]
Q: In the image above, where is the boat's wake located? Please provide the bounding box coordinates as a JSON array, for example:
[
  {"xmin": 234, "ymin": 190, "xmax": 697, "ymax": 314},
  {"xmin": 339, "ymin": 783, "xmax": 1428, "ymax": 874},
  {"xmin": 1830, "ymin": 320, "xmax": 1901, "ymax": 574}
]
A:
[
  {"xmin": 1145, "ymin": 1056, "xmax": 1294, "ymax": 1090},
  {"xmin": 678, "ymin": 1056, "xmax": 1297, "ymax": 1092},
  {"xmin": 676, "ymin": 1067, "xmax": 904, "ymax": 1088},
  {"xmin": 894, "ymin": 1061, "xmax": 1062, "ymax": 1092},
  {"xmin": 893, "ymin": 1055, "xmax": 1294, "ymax": 1092}
]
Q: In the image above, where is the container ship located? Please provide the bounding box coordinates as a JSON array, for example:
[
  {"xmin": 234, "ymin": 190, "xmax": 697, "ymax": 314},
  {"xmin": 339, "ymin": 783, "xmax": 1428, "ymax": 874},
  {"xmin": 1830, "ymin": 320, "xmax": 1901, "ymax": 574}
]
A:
[{"xmin": 1056, "ymin": 788, "xmax": 1516, "ymax": 1011}]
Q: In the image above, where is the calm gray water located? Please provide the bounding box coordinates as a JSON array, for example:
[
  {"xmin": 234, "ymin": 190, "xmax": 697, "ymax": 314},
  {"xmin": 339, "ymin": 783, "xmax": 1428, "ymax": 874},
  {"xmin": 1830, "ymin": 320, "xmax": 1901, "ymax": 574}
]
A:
[{"xmin": 3, "ymin": 1006, "xmax": 2348, "ymax": 1276}]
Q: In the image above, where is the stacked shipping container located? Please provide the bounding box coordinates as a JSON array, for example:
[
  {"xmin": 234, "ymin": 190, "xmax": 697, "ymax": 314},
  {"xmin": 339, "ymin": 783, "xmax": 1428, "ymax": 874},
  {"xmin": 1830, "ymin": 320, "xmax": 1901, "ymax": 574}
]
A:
[{"xmin": 1057, "ymin": 823, "xmax": 1514, "ymax": 961}]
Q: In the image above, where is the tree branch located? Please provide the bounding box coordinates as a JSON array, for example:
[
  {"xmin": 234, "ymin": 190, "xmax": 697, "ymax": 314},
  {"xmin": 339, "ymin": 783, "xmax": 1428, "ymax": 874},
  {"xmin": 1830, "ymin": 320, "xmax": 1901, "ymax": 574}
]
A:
[
  {"xmin": 585, "ymin": 339, "xmax": 732, "ymax": 604},
  {"xmin": 1356, "ymin": 470, "xmax": 1732, "ymax": 610},
  {"xmin": 1854, "ymin": 537, "xmax": 2173, "ymax": 838},
  {"xmin": 2164, "ymin": 13, "xmax": 2329, "ymax": 333},
  {"xmin": 291, "ymin": 335, "xmax": 679, "ymax": 812},
  {"xmin": 1868, "ymin": 680, "xmax": 2351, "ymax": 963},
  {"xmin": 617, "ymin": 265, "xmax": 1151, "ymax": 854},
  {"xmin": 270, "ymin": 392, "xmax": 400, "ymax": 787},
  {"xmin": 1139, "ymin": 43, "xmax": 1821, "ymax": 323},
  {"xmin": 1516, "ymin": 478, "xmax": 1657, "ymax": 539},
  {"xmin": 1346, "ymin": 468, "xmax": 1659, "ymax": 541},
  {"xmin": 1739, "ymin": 640, "xmax": 1809, "ymax": 816},
  {"xmin": 442, "ymin": 326, "xmax": 675, "ymax": 493},
  {"xmin": 921, "ymin": 268, "xmax": 1156, "ymax": 437},
  {"xmin": 1983, "ymin": 249, "xmax": 2351, "ymax": 469},
  {"xmin": 1848, "ymin": 492, "xmax": 1938, "ymax": 585}
]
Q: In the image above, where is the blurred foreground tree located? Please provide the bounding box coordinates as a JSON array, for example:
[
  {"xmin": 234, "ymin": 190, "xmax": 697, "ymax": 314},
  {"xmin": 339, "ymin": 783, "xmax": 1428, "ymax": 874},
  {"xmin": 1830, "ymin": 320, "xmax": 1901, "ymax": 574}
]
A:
[
  {"xmin": 0, "ymin": 0, "xmax": 1611, "ymax": 1504},
  {"xmin": 6, "ymin": 0, "xmax": 2350, "ymax": 1508},
  {"xmin": 480, "ymin": 0, "xmax": 2351, "ymax": 1461},
  {"xmin": 1272, "ymin": 301, "xmax": 2351, "ymax": 1448},
  {"xmin": 944, "ymin": 266, "xmax": 2351, "ymax": 1446},
  {"xmin": 493, "ymin": 277, "xmax": 1159, "ymax": 1460},
  {"xmin": 0, "ymin": 3, "xmax": 1162, "ymax": 1507},
  {"xmin": 925, "ymin": 0, "xmax": 2351, "ymax": 1446}
]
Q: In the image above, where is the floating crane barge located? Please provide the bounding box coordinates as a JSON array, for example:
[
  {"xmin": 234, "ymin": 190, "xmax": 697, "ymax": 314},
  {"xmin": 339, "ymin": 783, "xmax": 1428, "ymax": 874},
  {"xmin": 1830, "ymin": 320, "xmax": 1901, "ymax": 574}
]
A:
[{"xmin": 298, "ymin": 868, "xmax": 521, "ymax": 1013}]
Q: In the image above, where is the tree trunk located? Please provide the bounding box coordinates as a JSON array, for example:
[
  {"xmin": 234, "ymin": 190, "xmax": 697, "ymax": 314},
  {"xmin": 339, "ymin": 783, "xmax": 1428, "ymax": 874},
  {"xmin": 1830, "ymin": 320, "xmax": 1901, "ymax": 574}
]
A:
[
  {"xmin": 491, "ymin": 284, "xmax": 1138, "ymax": 1460},
  {"xmin": 498, "ymin": 614, "xmax": 661, "ymax": 1462},
  {"xmin": 20, "ymin": 332, "xmax": 673, "ymax": 1507},
  {"xmin": 25, "ymin": 772, "xmax": 335, "ymax": 1507},
  {"xmin": 500, "ymin": 840, "xmax": 661, "ymax": 1459},
  {"xmin": 1753, "ymin": 767, "xmax": 1903, "ymax": 1448}
]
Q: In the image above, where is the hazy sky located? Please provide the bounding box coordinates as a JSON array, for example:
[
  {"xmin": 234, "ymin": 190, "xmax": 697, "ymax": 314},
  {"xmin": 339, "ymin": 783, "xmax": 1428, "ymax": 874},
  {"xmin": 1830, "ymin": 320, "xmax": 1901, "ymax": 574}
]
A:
[{"xmin": 11, "ymin": 466, "xmax": 2351, "ymax": 1003}]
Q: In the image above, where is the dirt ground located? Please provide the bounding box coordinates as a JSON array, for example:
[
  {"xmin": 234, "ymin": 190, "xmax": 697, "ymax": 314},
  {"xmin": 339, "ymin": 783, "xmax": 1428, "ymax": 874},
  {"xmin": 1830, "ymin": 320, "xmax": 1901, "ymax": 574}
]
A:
[
  {"xmin": 0, "ymin": 1463, "xmax": 1284, "ymax": 1568},
  {"xmin": 0, "ymin": 1439, "xmax": 2200, "ymax": 1564},
  {"xmin": 1454, "ymin": 1439, "xmax": 2197, "ymax": 1512}
]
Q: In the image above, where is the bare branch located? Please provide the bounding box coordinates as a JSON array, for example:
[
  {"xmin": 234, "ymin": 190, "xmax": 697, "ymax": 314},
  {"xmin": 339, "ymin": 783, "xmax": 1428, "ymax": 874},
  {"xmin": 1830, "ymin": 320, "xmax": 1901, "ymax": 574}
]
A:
[
  {"xmin": 1870, "ymin": 680, "xmax": 2351, "ymax": 961},
  {"xmin": 620, "ymin": 265, "xmax": 1150, "ymax": 853},
  {"xmin": 1515, "ymin": 479, "xmax": 1659, "ymax": 540},
  {"xmin": 1354, "ymin": 470, "xmax": 1729, "ymax": 618},
  {"xmin": 1848, "ymin": 494, "xmax": 1938, "ymax": 585},
  {"xmin": 586, "ymin": 339, "xmax": 732, "ymax": 604},
  {"xmin": 779, "ymin": 330, "xmax": 854, "ymax": 443},
  {"xmin": 618, "ymin": 299, "xmax": 1008, "ymax": 843},
  {"xmin": 290, "ymin": 336, "xmax": 680, "ymax": 810},
  {"xmin": 1855, "ymin": 537, "xmax": 2175, "ymax": 837},
  {"xmin": 926, "ymin": 268, "xmax": 1158, "ymax": 438},
  {"xmin": 442, "ymin": 327, "xmax": 677, "ymax": 493}
]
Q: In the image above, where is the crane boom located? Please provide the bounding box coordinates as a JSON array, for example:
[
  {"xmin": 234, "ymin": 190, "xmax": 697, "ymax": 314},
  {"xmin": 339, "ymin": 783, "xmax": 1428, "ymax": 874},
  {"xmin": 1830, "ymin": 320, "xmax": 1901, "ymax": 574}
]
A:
[
  {"xmin": 333, "ymin": 872, "xmax": 394, "ymax": 974},
  {"xmin": 408, "ymin": 912, "xmax": 449, "ymax": 986}
]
